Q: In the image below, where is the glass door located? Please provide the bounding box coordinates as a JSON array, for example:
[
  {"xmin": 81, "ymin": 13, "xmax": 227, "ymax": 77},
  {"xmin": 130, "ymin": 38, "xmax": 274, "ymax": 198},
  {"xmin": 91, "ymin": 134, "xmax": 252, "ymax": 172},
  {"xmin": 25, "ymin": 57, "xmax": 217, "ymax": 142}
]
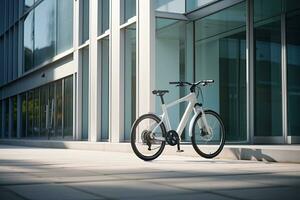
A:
[{"xmin": 253, "ymin": 0, "xmax": 283, "ymax": 143}]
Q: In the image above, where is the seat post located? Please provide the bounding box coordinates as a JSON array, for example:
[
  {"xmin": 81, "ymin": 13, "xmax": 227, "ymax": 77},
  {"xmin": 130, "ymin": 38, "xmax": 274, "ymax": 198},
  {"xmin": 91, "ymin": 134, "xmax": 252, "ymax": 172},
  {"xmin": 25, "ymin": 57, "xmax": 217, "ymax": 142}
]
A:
[{"xmin": 160, "ymin": 96, "xmax": 165, "ymax": 105}]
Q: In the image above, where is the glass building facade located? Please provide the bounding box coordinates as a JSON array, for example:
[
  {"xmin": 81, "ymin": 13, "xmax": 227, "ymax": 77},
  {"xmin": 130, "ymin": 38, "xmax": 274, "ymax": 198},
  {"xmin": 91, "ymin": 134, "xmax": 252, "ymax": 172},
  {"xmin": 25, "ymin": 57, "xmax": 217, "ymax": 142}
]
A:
[{"xmin": 0, "ymin": 0, "xmax": 299, "ymax": 144}]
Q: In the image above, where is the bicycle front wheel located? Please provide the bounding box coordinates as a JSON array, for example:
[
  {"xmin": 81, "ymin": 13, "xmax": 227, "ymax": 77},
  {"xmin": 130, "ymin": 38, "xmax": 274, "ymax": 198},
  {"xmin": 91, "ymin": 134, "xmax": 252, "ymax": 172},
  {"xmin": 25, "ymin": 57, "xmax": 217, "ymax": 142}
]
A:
[
  {"xmin": 191, "ymin": 110, "xmax": 225, "ymax": 159},
  {"xmin": 131, "ymin": 113, "xmax": 166, "ymax": 161}
]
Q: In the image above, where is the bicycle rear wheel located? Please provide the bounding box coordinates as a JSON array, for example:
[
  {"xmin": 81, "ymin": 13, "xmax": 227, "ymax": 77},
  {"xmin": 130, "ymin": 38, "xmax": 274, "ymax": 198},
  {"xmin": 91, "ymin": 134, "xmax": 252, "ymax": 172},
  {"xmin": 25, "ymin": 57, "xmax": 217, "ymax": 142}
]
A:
[
  {"xmin": 131, "ymin": 114, "xmax": 166, "ymax": 161},
  {"xmin": 191, "ymin": 110, "xmax": 225, "ymax": 158}
]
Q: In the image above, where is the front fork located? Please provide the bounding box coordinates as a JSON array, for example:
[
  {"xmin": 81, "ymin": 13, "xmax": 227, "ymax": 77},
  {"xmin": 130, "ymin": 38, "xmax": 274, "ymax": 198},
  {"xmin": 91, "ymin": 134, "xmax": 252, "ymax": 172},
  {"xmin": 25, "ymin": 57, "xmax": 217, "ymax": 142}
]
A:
[{"xmin": 194, "ymin": 105, "xmax": 211, "ymax": 135}]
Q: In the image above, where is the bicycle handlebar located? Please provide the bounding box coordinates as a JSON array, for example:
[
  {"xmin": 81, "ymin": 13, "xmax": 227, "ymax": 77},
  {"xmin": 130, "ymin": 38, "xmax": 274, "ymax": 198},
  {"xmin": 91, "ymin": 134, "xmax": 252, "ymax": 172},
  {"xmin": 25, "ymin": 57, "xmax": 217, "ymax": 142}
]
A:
[{"xmin": 169, "ymin": 80, "xmax": 214, "ymax": 92}]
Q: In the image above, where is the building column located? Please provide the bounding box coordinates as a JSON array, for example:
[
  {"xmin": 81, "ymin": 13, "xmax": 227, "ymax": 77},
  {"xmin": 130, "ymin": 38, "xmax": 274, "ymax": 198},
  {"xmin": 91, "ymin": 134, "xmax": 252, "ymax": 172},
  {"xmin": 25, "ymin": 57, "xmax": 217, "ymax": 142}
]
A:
[
  {"xmin": 74, "ymin": 0, "xmax": 82, "ymax": 140},
  {"xmin": 89, "ymin": 0, "xmax": 101, "ymax": 142},
  {"xmin": 138, "ymin": 0, "xmax": 156, "ymax": 116},
  {"xmin": 110, "ymin": 0, "xmax": 122, "ymax": 142}
]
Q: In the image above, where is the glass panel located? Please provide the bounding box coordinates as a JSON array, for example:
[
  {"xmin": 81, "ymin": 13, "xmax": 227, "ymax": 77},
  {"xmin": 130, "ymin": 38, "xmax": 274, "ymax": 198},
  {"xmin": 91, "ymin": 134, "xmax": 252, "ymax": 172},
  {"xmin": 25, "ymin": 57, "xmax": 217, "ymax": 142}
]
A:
[
  {"xmin": 155, "ymin": 18, "xmax": 193, "ymax": 141},
  {"xmin": 34, "ymin": 0, "xmax": 56, "ymax": 66},
  {"xmin": 187, "ymin": 0, "xmax": 218, "ymax": 12},
  {"xmin": 55, "ymin": 80, "xmax": 63, "ymax": 137},
  {"xmin": 57, "ymin": 0, "xmax": 73, "ymax": 54},
  {"xmin": 287, "ymin": 10, "xmax": 300, "ymax": 136},
  {"xmin": 285, "ymin": 0, "xmax": 300, "ymax": 12},
  {"xmin": 24, "ymin": 11, "xmax": 34, "ymax": 71},
  {"xmin": 48, "ymin": 83, "xmax": 55, "ymax": 137},
  {"xmin": 40, "ymin": 86, "xmax": 48, "ymax": 137},
  {"xmin": 27, "ymin": 90, "xmax": 34, "ymax": 136},
  {"xmin": 124, "ymin": 0, "xmax": 136, "ymax": 22},
  {"xmin": 254, "ymin": 0, "xmax": 281, "ymax": 23},
  {"xmin": 100, "ymin": 37, "xmax": 109, "ymax": 140},
  {"xmin": 155, "ymin": 0, "xmax": 185, "ymax": 13},
  {"xmin": 0, "ymin": 101, "xmax": 2, "ymax": 137},
  {"xmin": 124, "ymin": 23, "xmax": 136, "ymax": 140},
  {"xmin": 98, "ymin": 0, "xmax": 109, "ymax": 35},
  {"xmin": 12, "ymin": 96, "xmax": 17, "ymax": 138},
  {"xmin": 5, "ymin": 99, "xmax": 9, "ymax": 138},
  {"xmin": 33, "ymin": 88, "xmax": 40, "ymax": 137},
  {"xmin": 195, "ymin": 2, "xmax": 247, "ymax": 141},
  {"xmin": 63, "ymin": 76, "xmax": 73, "ymax": 137},
  {"xmin": 82, "ymin": 47, "xmax": 89, "ymax": 139},
  {"xmin": 254, "ymin": 11, "xmax": 282, "ymax": 136},
  {"xmin": 24, "ymin": 0, "xmax": 34, "ymax": 12},
  {"xmin": 21, "ymin": 93, "xmax": 27, "ymax": 137},
  {"xmin": 81, "ymin": 0, "xmax": 89, "ymax": 44}
]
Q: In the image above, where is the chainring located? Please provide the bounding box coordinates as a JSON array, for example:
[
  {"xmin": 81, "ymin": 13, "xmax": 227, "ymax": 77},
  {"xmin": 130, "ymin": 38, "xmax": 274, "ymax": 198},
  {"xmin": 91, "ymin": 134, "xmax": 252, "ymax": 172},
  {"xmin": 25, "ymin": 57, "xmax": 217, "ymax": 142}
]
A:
[{"xmin": 166, "ymin": 130, "xmax": 179, "ymax": 146}]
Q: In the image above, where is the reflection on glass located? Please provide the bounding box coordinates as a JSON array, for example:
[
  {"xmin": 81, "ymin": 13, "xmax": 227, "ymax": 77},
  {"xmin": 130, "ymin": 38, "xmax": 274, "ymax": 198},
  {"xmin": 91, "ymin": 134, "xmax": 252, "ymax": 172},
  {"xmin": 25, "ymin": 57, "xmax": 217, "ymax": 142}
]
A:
[
  {"xmin": 124, "ymin": 24, "xmax": 136, "ymax": 140},
  {"xmin": 254, "ymin": 0, "xmax": 281, "ymax": 23},
  {"xmin": 4, "ymin": 99, "xmax": 9, "ymax": 138},
  {"xmin": 12, "ymin": 96, "xmax": 17, "ymax": 138},
  {"xmin": 254, "ymin": 15, "xmax": 282, "ymax": 136},
  {"xmin": 81, "ymin": 0, "xmax": 89, "ymax": 44},
  {"xmin": 98, "ymin": 0, "xmax": 109, "ymax": 35},
  {"xmin": 55, "ymin": 80, "xmax": 63, "ymax": 137},
  {"xmin": 101, "ymin": 37, "xmax": 109, "ymax": 140},
  {"xmin": 155, "ymin": 0, "xmax": 185, "ymax": 13},
  {"xmin": 155, "ymin": 18, "xmax": 193, "ymax": 141},
  {"xmin": 124, "ymin": 0, "xmax": 136, "ymax": 22},
  {"xmin": 0, "ymin": 101, "xmax": 2, "ymax": 137},
  {"xmin": 21, "ymin": 93, "xmax": 27, "ymax": 137},
  {"xmin": 27, "ymin": 91, "xmax": 33, "ymax": 136},
  {"xmin": 24, "ymin": 0, "xmax": 34, "ymax": 12},
  {"xmin": 82, "ymin": 47, "xmax": 89, "ymax": 139},
  {"xmin": 24, "ymin": 11, "xmax": 34, "ymax": 71},
  {"xmin": 186, "ymin": 0, "xmax": 218, "ymax": 12},
  {"xmin": 195, "ymin": 2, "xmax": 247, "ymax": 141},
  {"xmin": 48, "ymin": 83, "xmax": 55, "ymax": 137},
  {"xmin": 64, "ymin": 76, "xmax": 73, "ymax": 137},
  {"xmin": 34, "ymin": 0, "xmax": 56, "ymax": 66},
  {"xmin": 40, "ymin": 86, "xmax": 48, "ymax": 137},
  {"xmin": 57, "ymin": 0, "xmax": 73, "ymax": 54},
  {"xmin": 287, "ymin": 11, "xmax": 300, "ymax": 136}
]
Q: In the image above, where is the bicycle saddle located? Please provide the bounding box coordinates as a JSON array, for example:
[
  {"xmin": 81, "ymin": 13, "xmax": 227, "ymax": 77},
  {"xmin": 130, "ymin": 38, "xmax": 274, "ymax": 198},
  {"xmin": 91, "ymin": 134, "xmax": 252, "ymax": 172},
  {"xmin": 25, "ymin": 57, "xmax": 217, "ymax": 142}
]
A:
[{"xmin": 152, "ymin": 90, "xmax": 169, "ymax": 96}]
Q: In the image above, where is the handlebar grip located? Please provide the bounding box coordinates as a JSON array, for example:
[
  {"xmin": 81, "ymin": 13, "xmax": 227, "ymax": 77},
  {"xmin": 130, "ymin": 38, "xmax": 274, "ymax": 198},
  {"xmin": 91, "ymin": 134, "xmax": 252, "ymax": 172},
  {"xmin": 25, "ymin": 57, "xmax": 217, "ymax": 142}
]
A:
[
  {"xmin": 169, "ymin": 82, "xmax": 181, "ymax": 85},
  {"xmin": 206, "ymin": 80, "xmax": 214, "ymax": 83}
]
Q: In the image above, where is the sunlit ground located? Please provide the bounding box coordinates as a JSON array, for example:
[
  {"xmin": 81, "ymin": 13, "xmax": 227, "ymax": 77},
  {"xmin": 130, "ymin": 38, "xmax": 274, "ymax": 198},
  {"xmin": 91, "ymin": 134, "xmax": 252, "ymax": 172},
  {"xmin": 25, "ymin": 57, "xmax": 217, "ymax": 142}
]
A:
[{"xmin": 0, "ymin": 145, "xmax": 299, "ymax": 200}]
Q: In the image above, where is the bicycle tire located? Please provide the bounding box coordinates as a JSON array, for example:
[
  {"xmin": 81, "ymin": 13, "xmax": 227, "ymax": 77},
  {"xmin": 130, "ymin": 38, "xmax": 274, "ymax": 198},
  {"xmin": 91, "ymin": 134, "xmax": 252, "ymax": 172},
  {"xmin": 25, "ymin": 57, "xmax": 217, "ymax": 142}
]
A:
[
  {"xmin": 191, "ymin": 110, "xmax": 225, "ymax": 159},
  {"xmin": 131, "ymin": 113, "xmax": 166, "ymax": 161}
]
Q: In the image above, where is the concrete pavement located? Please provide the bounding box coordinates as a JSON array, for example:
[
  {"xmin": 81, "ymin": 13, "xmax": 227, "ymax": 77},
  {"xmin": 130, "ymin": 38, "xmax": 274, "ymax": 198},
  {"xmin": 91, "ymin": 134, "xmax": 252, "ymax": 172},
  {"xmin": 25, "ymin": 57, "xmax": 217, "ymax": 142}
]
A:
[{"xmin": 0, "ymin": 144, "xmax": 299, "ymax": 200}]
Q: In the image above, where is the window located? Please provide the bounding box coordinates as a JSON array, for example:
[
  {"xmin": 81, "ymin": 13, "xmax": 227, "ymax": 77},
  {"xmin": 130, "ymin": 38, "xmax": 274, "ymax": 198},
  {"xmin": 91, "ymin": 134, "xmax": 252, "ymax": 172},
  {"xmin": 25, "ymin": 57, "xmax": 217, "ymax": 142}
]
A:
[
  {"xmin": 64, "ymin": 76, "xmax": 73, "ymax": 137},
  {"xmin": 254, "ymin": 0, "xmax": 282, "ymax": 137},
  {"xmin": 80, "ymin": 0, "xmax": 89, "ymax": 44},
  {"xmin": 82, "ymin": 47, "xmax": 89, "ymax": 139},
  {"xmin": 155, "ymin": 18, "xmax": 193, "ymax": 141},
  {"xmin": 195, "ymin": 2, "xmax": 247, "ymax": 141},
  {"xmin": 4, "ymin": 99, "xmax": 9, "ymax": 138},
  {"xmin": 55, "ymin": 80, "xmax": 63, "ymax": 137},
  {"xmin": 23, "ymin": 0, "xmax": 74, "ymax": 71},
  {"xmin": 287, "ymin": 10, "xmax": 300, "ymax": 136},
  {"xmin": 0, "ymin": 100, "xmax": 2, "ymax": 137},
  {"xmin": 34, "ymin": 0, "xmax": 56, "ymax": 66},
  {"xmin": 12, "ymin": 96, "xmax": 17, "ymax": 138},
  {"xmin": 24, "ymin": 11, "xmax": 34, "ymax": 71},
  {"xmin": 124, "ymin": 23, "xmax": 136, "ymax": 140},
  {"xmin": 155, "ymin": 0, "xmax": 185, "ymax": 13},
  {"xmin": 100, "ymin": 37, "xmax": 109, "ymax": 140},
  {"xmin": 24, "ymin": 0, "xmax": 34, "ymax": 12},
  {"xmin": 21, "ymin": 93, "xmax": 27, "ymax": 137},
  {"xmin": 57, "ymin": 0, "xmax": 73, "ymax": 54},
  {"xmin": 186, "ymin": 0, "xmax": 218, "ymax": 12},
  {"xmin": 98, "ymin": 0, "xmax": 109, "ymax": 35},
  {"xmin": 123, "ymin": 0, "xmax": 136, "ymax": 23}
]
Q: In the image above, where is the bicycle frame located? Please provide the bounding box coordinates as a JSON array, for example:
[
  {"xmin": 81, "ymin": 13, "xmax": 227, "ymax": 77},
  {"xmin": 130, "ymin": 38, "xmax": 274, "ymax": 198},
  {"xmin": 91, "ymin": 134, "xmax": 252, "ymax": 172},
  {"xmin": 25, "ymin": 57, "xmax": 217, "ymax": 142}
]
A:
[{"xmin": 152, "ymin": 92, "xmax": 211, "ymax": 140}]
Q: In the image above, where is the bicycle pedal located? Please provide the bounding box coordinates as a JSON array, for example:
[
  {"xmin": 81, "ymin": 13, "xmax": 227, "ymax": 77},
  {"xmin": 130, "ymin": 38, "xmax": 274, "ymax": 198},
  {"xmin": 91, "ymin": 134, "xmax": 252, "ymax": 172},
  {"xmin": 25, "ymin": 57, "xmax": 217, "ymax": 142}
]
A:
[{"xmin": 177, "ymin": 150, "xmax": 184, "ymax": 153}]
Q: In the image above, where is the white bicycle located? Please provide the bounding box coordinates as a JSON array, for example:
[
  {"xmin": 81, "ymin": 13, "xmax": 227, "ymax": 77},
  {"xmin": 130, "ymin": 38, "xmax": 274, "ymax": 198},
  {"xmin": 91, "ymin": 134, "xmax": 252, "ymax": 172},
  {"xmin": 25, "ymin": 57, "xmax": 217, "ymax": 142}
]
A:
[{"xmin": 131, "ymin": 80, "xmax": 225, "ymax": 161}]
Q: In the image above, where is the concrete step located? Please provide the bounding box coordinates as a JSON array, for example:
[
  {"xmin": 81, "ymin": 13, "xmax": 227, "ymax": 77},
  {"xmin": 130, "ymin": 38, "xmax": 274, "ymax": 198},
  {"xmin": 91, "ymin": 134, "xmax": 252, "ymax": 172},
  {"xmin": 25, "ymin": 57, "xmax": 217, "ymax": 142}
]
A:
[{"xmin": 0, "ymin": 139, "xmax": 299, "ymax": 163}]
